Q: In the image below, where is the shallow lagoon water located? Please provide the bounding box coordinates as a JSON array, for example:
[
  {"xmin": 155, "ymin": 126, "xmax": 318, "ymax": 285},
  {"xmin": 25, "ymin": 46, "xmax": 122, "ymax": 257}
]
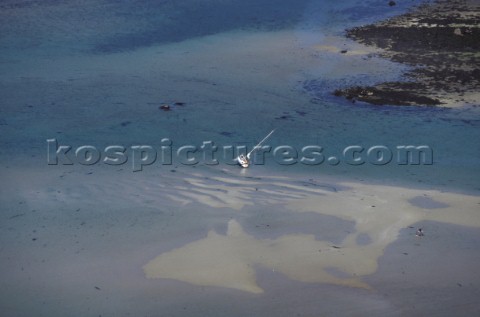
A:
[{"xmin": 1, "ymin": 0, "xmax": 480, "ymax": 316}]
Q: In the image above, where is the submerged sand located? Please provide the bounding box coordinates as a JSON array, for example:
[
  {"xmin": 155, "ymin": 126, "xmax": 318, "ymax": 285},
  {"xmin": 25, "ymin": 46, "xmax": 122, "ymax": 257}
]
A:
[
  {"xmin": 143, "ymin": 168, "xmax": 480, "ymax": 294},
  {"xmin": 1, "ymin": 163, "xmax": 479, "ymax": 316}
]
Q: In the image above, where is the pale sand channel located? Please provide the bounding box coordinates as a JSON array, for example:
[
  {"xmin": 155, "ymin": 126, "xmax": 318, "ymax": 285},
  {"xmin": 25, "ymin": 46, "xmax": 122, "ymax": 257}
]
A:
[{"xmin": 1, "ymin": 163, "xmax": 479, "ymax": 316}]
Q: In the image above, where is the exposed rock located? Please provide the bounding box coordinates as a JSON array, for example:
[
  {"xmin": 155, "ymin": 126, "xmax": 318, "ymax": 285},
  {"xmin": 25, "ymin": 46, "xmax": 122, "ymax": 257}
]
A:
[{"xmin": 334, "ymin": 0, "xmax": 480, "ymax": 106}]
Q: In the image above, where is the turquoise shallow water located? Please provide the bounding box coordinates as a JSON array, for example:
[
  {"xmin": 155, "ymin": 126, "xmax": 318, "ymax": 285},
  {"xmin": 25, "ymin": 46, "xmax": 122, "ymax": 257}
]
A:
[{"xmin": 1, "ymin": 0, "xmax": 478, "ymax": 193}]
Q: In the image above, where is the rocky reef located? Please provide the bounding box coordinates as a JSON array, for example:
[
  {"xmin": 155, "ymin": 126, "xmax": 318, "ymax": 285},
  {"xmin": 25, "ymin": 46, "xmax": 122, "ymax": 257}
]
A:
[{"xmin": 335, "ymin": 0, "xmax": 480, "ymax": 106}]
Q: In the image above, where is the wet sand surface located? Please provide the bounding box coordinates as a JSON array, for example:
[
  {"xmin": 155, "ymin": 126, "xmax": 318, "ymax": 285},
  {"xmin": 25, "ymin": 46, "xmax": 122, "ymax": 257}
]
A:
[{"xmin": 1, "ymin": 164, "xmax": 479, "ymax": 316}]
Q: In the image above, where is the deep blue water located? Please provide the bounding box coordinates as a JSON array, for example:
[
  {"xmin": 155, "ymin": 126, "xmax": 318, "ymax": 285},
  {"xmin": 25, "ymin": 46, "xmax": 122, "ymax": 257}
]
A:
[{"xmin": 1, "ymin": 0, "xmax": 478, "ymax": 193}]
